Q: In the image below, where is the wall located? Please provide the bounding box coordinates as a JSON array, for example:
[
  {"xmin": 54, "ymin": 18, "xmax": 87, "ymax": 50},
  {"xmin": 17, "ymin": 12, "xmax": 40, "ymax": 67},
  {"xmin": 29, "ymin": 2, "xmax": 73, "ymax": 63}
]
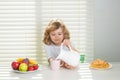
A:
[{"xmin": 94, "ymin": 0, "xmax": 120, "ymax": 62}]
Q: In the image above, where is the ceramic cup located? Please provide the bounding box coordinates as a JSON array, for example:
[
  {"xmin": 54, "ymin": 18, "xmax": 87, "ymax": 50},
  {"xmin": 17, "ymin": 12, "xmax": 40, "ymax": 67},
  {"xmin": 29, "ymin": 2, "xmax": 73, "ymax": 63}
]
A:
[{"xmin": 50, "ymin": 59, "xmax": 62, "ymax": 71}]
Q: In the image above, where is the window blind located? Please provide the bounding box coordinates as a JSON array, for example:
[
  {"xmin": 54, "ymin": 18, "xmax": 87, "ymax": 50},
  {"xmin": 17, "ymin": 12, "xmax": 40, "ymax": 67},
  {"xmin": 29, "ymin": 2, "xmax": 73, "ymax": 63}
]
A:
[
  {"xmin": 36, "ymin": 0, "xmax": 94, "ymax": 62},
  {"xmin": 0, "ymin": 0, "xmax": 37, "ymax": 66}
]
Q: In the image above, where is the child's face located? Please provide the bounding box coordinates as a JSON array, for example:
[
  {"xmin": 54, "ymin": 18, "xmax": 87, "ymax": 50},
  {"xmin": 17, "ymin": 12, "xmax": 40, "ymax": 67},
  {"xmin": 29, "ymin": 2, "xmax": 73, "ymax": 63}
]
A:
[{"xmin": 50, "ymin": 28, "xmax": 64, "ymax": 45}]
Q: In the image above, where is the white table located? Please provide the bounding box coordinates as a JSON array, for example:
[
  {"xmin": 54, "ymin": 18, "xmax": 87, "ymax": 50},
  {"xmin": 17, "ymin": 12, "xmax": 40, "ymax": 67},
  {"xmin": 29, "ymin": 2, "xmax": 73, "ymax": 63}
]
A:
[{"xmin": 0, "ymin": 62, "xmax": 119, "ymax": 80}]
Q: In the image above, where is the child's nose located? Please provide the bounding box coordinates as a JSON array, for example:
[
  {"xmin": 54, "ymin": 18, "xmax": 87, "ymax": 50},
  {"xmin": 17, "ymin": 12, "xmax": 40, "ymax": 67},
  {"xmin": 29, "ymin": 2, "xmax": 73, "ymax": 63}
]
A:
[{"xmin": 55, "ymin": 35, "xmax": 59, "ymax": 38}]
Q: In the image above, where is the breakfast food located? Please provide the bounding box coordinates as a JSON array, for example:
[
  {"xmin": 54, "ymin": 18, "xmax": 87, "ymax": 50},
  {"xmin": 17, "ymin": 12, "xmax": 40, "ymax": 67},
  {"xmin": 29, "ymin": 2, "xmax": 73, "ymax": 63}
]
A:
[
  {"xmin": 90, "ymin": 59, "xmax": 110, "ymax": 69},
  {"xmin": 11, "ymin": 58, "xmax": 39, "ymax": 72}
]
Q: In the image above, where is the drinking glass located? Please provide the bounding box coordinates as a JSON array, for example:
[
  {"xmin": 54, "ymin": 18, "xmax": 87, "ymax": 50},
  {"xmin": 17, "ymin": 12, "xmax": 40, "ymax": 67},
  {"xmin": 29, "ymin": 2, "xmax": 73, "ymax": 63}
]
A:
[{"xmin": 80, "ymin": 54, "xmax": 85, "ymax": 63}]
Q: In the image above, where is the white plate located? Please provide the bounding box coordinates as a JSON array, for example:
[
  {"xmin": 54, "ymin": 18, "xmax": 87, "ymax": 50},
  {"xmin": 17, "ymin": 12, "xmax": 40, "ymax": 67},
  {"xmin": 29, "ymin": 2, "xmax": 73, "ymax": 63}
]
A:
[
  {"xmin": 13, "ymin": 69, "xmax": 38, "ymax": 73},
  {"xmin": 90, "ymin": 63, "xmax": 112, "ymax": 70}
]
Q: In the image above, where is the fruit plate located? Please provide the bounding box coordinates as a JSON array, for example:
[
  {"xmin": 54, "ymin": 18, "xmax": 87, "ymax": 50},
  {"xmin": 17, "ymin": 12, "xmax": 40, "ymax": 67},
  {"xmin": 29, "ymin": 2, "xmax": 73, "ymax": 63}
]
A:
[
  {"xmin": 12, "ymin": 64, "xmax": 40, "ymax": 74},
  {"xmin": 13, "ymin": 69, "xmax": 39, "ymax": 74},
  {"xmin": 89, "ymin": 63, "xmax": 112, "ymax": 70}
]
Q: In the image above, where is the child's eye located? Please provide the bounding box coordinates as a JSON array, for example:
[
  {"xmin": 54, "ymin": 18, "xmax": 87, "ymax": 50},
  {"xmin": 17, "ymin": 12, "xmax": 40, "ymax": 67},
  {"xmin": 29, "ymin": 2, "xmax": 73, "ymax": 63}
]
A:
[
  {"xmin": 58, "ymin": 34, "xmax": 62, "ymax": 35},
  {"xmin": 51, "ymin": 34, "xmax": 55, "ymax": 36}
]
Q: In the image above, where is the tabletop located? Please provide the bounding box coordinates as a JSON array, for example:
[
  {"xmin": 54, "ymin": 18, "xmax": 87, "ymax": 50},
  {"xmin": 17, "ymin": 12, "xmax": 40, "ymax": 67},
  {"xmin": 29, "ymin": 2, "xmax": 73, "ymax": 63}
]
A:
[{"xmin": 0, "ymin": 62, "xmax": 120, "ymax": 80}]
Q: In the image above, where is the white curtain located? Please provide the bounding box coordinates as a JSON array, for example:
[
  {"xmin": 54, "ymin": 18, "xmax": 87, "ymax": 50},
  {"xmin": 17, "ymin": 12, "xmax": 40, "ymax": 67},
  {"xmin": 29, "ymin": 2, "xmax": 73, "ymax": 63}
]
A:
[
  {"xmin": 36, "ymin": 0, "xmax": 94, "ymax": 62},
  {"xmin": 0, "ymin": 0, "xmax": 37, "ymax": 66},
  {"xmin": 0, "ymin": 0, "xmax": 94, "ymax": 66}
]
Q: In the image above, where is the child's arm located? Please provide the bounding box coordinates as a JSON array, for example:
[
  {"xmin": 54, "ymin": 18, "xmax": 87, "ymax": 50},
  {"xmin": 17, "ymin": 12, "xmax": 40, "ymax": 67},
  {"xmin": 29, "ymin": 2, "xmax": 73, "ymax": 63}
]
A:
[{"xmin": 63, "ymin": 39, "xmax": 78, "ymax": 52}]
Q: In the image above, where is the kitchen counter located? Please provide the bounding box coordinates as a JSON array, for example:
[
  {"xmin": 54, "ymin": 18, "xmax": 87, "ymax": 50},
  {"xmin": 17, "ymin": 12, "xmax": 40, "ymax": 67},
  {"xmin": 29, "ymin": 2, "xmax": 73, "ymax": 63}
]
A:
[{"xmin": 0, "ymin": 62, "xmax": 119, "ymax": 80}]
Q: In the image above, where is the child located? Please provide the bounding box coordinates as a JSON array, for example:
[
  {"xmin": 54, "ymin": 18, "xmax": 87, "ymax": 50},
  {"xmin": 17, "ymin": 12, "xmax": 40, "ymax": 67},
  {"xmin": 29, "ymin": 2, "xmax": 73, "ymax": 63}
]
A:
[{"xmin": 43, "ymin": 19, "xmax": 77, "ymax": 69}]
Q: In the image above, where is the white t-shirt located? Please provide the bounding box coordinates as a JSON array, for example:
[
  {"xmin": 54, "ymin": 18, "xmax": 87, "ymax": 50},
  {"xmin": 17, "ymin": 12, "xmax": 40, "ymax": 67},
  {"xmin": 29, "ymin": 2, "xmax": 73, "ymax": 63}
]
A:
[{"xmin": 44, "ymin": 44, "xmax": 70, "ymax": 59}]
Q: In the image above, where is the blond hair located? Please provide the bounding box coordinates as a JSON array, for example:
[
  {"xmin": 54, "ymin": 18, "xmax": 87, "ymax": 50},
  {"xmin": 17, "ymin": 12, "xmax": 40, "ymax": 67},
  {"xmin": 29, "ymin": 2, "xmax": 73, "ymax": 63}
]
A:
[{"xmin": 43, "ymin": 19, "xmax": 70, "ymax": 45}]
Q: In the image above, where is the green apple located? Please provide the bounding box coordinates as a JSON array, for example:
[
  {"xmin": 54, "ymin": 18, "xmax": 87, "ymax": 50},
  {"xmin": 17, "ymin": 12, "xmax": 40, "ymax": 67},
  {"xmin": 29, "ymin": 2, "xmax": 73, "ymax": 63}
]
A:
[{"xmin": 19, "ymin": 63, "xmax": 28, "ymax": 72}]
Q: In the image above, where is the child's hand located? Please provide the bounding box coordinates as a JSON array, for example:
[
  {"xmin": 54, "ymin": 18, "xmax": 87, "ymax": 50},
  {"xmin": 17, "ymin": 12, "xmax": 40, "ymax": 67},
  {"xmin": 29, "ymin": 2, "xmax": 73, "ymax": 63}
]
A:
[
  {"xmin": 60, "ymin": 60, "xmax": 65, "ymax": 67},
  {"xmin": 63, "ymin": 39, "xmax": 78, "ymax": 52},
  {"xmin": 63, "ymin": 39, "xmax": 71, "ymax": 48},
  {"xmin": 48, "ymin": 58, "xmax": 55, "ymax": 63},
  {"xmin": 60, "ymin": 60, "xmax": 74, "ymax": 69},
  {"xmin": 63, "ymin": 63, "xmax": 75, "ymax": 69}
]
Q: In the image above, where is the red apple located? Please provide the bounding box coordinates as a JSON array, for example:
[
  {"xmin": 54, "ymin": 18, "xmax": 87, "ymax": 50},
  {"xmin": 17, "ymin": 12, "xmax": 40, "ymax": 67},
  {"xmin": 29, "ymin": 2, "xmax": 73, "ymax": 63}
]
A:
[
  {"xmin": 33, "ymin": 64, "xmax": 39, "ymax": 70},
  {"xmin": 11, "ymin": 61, "xmax": 20, "ymax": 70},
  {"xmin": 28, "ymin": 66, "xmax": 34, "ymax": 71}
]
